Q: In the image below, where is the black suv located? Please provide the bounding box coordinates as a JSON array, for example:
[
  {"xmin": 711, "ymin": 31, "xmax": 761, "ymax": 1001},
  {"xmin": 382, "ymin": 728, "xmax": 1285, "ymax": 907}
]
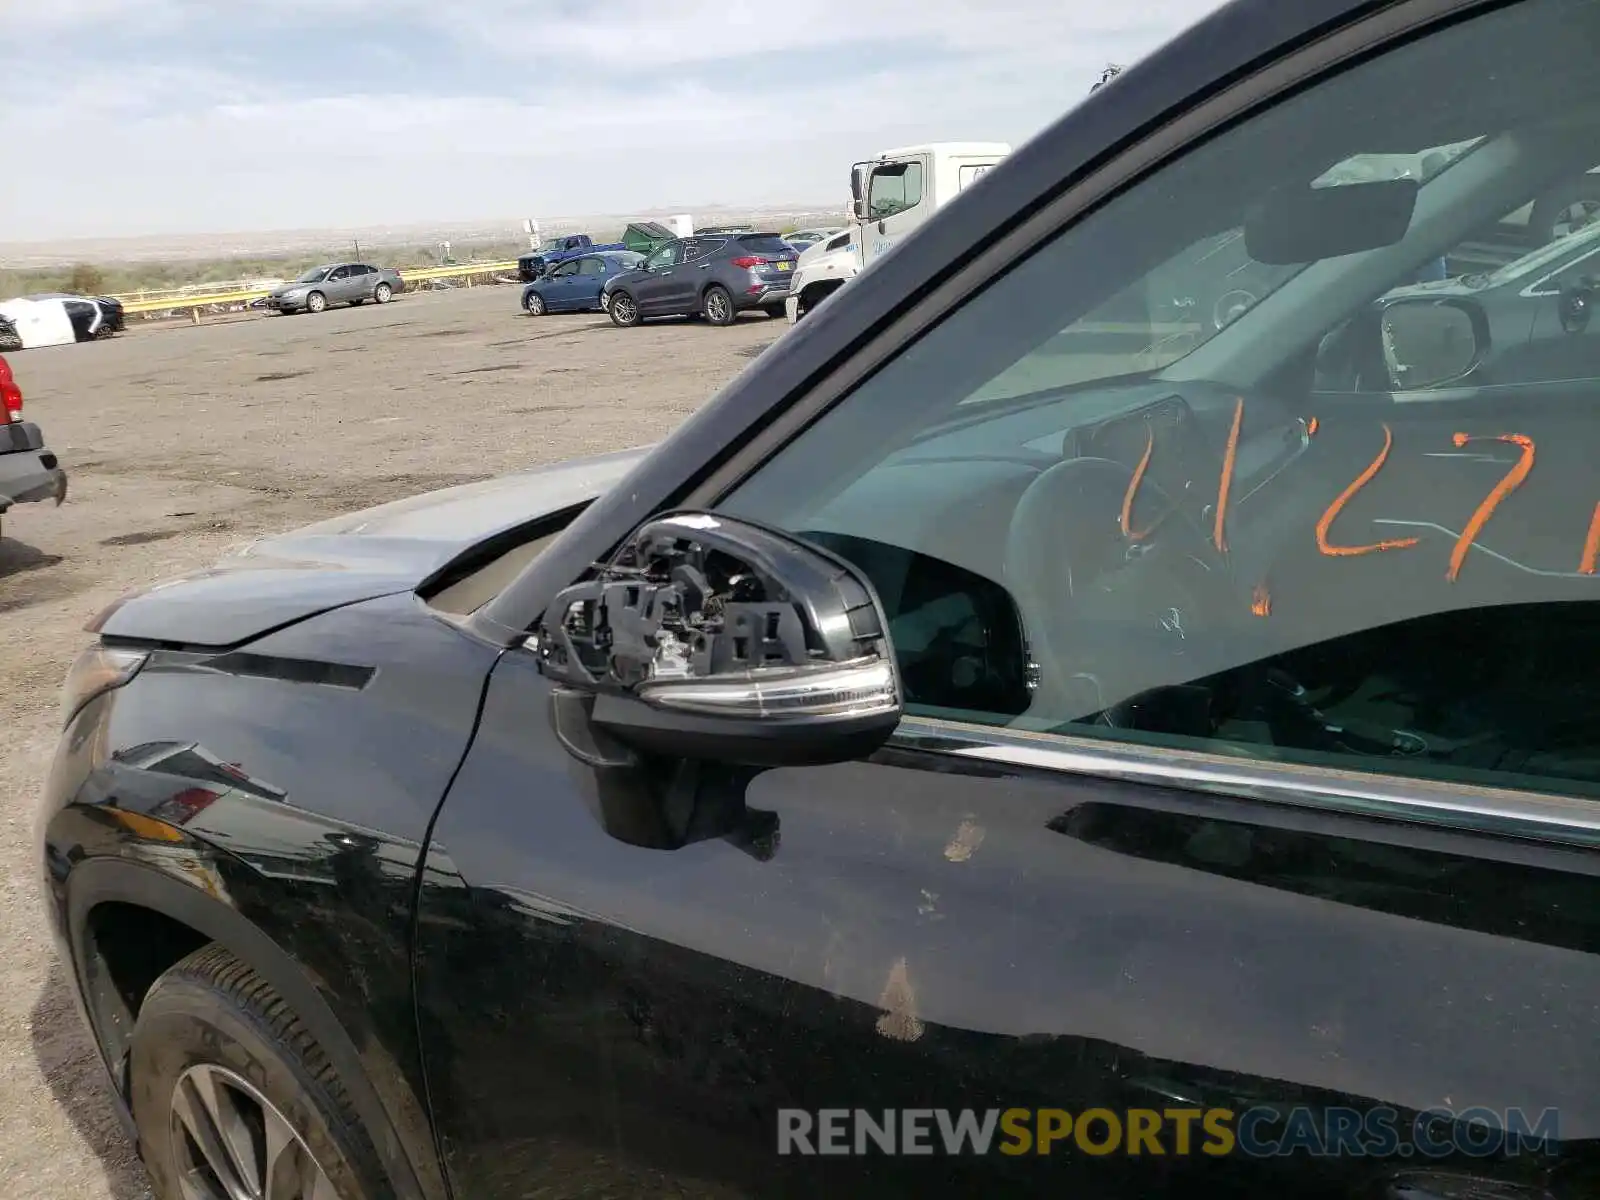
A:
[{"xmin": 602, "ymin": 233, "xmax": 799, "ymax": 327}]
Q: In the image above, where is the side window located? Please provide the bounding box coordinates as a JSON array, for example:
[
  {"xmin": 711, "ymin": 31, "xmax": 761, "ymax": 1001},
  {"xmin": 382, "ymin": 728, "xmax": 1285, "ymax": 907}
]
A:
[
  {"xmin": 549, "ymin": 261, "xmax": 580, "ymax": 279},
  {"xmin": 579, "ymin": 257, "xmax": 607, "ymax": 276},
  {"xmin": 868, "ymin": 161, "xmax": 924, "ymax": 219},
  {"xmin": 329, "ymin": 266, "xmax": 351, "ymax": 280},
  {"xmin": 646, "ymin": 242, "xmax": 683, "ymax": 270},
  {"xmin": 719, "ymin": 0, "xmax": 1600, "ymax": 802}
]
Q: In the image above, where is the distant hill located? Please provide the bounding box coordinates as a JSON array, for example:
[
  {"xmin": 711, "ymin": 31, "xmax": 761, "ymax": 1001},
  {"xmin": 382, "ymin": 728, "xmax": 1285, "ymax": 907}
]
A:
[{"xmin": 0, "ymin": 204, "xmax": 848, "ymax": 270}]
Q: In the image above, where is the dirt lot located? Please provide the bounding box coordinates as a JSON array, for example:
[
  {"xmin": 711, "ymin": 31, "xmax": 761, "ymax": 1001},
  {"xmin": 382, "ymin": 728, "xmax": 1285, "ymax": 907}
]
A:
[{"xmin": 0, "ymin": 286, "xmax": 779, "ymax": 1199}]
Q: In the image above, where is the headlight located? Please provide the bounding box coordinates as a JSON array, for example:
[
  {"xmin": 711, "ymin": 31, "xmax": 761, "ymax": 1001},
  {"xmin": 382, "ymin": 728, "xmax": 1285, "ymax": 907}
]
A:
[{"xmin": 60, "ymin": 644, "xmax": 147, "ymax": 726}]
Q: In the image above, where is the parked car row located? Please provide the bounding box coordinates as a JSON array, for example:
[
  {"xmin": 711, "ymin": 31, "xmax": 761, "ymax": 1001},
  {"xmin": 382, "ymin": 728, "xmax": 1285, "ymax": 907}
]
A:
[{"xmin": 519, "ymin": 233, "xmax": 805, "ymax": 328}]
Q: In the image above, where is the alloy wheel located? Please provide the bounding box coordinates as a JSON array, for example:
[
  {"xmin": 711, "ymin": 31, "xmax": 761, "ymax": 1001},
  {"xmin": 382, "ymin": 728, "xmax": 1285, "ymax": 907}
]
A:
[
  {"xmin": 705, "ymin": 290, "xmax": 732, "ymax": 324},
  {"xmin": 169, "ymin": 1062, "xmax": 339, "ymax": 1200}
]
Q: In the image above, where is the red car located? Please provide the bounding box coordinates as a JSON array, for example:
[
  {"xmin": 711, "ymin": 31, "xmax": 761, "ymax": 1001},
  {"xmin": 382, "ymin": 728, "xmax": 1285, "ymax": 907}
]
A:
[{"xmin": 0, "ymin": 356, "xmax": 67, "ymax": 538}]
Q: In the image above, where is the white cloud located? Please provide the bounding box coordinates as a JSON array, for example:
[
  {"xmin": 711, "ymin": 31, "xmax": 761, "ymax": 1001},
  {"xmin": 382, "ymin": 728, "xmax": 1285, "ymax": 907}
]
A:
[{"xmin": 0, "ymin": 0, "xmax": 1222, "ymax": 242}]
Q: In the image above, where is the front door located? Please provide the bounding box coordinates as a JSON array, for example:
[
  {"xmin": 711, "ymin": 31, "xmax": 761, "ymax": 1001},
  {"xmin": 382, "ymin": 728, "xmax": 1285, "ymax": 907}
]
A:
[
  {"xmin": 542, "ymin": 260, "xmax": 582, "ymax": 311},
  {"xmin": 634, "ymin": 240, "xmax": 685, "ymax": 315},
  {"xmin": 416, "ymin": 1, "xmax": 1600, "ymax": 1196},
  {"xmin": 324, "ymin": 265, "xmax": 354, "ymax": 302},
  {"xmin": 862, "ymin": 152, "xmax": 930, "ymax": 267}
]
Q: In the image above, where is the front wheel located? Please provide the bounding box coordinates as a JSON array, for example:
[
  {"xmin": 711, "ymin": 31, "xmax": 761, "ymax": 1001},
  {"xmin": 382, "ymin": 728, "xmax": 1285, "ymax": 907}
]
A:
[
  {"xmin": 761, "ymin": 304, "xmax": 785, "ymax": 319},
  {"xmin": 373, "ymin": 282, "xmax": 393, "ymax": 304},
  {"xmin": 305, "ymin": 291, "xmax": 327, "ymax": 314},
  {"xmin": 525, "ymin": 291, "xmax": 547, "ymax": 316},
  {"xmin": 703, "ymin": 285, "xmax": 736, "ymax": 326},
  {"xmin": 608, "ymin": 291, "xmax": 641, "ymax": 328},
  {"xmin": 129, "ymin": 944, "xmax": 387, "ymax": 1200}
]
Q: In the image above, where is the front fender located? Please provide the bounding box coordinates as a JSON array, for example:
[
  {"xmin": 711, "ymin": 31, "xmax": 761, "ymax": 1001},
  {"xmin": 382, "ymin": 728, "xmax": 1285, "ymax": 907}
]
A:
[{"xmin": 53, "ymin": 824, "xmax": 447, "ymax": 1200}]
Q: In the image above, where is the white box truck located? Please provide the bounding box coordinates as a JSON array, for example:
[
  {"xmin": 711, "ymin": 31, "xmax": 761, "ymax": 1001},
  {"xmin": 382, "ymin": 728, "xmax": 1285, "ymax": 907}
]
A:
[{"xmin": 785, "ymin": 141, "xmax": 1011, "ymax": 323}]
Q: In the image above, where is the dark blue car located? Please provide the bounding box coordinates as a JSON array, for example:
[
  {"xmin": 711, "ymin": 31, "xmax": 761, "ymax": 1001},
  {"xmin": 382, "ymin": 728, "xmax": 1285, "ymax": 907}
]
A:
[{"xmin": 520, "ymin": 251, "xmax": 645, "ymax": 316}]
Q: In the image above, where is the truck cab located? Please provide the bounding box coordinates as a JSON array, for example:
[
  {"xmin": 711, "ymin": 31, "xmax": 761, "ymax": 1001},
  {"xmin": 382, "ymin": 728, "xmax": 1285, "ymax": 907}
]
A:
[
  {"xmin": 786, "ymin": 142, "xmax": 1011, "ymax": 323},
  {"xmin": 852, "ymin": 141, "xmax": 1012, "ymax": 267}
]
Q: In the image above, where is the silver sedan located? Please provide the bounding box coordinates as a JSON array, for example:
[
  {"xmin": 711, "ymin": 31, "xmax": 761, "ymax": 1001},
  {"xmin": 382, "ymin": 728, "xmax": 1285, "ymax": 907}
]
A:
[{"xmin": 265, "ymin": 263, "xmax": 405, "ymax": 314}]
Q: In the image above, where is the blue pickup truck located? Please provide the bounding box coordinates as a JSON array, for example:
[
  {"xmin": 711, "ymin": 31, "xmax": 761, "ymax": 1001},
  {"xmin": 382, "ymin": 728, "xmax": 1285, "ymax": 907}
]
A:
[
  {"xmin": 517, "ymin": 235, "xmax": 627, "ymax": 282},
  {"xmin": 516, "ymin": 224, "xmax": 677, "ymax": 281}
]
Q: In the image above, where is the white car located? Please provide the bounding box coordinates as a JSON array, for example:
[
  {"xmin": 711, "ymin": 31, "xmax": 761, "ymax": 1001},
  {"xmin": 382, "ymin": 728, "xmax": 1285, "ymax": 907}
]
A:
[
  {"xmin": 783, "ymin": 230, "xmax": 860, "ymax": 324},
  {"xmin": 0, "ymin": 293, "xmax": 125, "ymax": 348},
  {"xmin": 783, "ymin": 227, "xmax": 844, "ymax": 251}
]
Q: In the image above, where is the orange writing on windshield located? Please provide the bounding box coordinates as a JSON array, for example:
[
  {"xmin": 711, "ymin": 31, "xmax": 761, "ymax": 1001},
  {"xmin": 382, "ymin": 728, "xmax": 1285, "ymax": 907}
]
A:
[
  {"xmin": 1120, "ymin": 428, "xmax": 1156, "ymax": 542},
  {"xmin": 1446, "ymin": 433, "xmax": 1535, "ymax": 582},
  {"xmin": 1581, "ymin": 502, "xmax": 1600, "ymax": 575},
  {"xmin": 1214, "ymin": 398, "xmax": 1243, "ymax": 553},
  {"xmin": 1315, "ymin": 424, "xmax": 1420, "ymax": 558}
]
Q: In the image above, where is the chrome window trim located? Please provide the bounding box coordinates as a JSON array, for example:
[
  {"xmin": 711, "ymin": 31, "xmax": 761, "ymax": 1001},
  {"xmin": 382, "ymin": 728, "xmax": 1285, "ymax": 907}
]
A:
[{"xmin": 894, "ymin": 714, "xmax": 1600, "ymax": 849}]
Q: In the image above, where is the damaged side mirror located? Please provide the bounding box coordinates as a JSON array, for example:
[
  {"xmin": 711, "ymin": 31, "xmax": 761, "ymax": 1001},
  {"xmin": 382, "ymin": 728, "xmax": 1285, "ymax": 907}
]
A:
[{"xmin": 532, "ymin": 511, "xmax": 904, "ymax": 770}]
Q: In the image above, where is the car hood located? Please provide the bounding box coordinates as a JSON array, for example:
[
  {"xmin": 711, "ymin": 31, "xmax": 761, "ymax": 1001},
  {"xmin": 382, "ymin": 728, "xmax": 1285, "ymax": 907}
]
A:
[{"xmin": 95, "ymin": 446, "xmax": 652, "ymax": 648}]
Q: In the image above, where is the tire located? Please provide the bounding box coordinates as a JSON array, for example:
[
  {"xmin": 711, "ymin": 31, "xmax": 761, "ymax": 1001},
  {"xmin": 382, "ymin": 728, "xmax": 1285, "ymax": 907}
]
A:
[
  {"xmin": 762, "ymin": 304, "xmax": 785, "ymax": 319},
  {"xmin": 703, "ymin": 285, "xmax": 736, "ymax": 327},
  {"xmin": 129, "ymin": 943, "xmax": 386, "ymax": 1200},
  {"xmin": 373, "ymin": 282, "xmax": 393, "ymax": 304},
  {"xmin": 1529, "ymin": 179, "xmax": 1600, "ymax": 244},
  {"xmin": 349, "ymin": 299, "xmax": 365, "ymax": 307},
  {"xmin": 525, "ymin": 291, "xmax": 547, "ymax": 316},
  {"xmin": 608, "ymin": 290, "xmax": 641, "ymax": 328},
  {"xmin": 305, "ymin": 291, "xmax": 328, "ymax": 314}
]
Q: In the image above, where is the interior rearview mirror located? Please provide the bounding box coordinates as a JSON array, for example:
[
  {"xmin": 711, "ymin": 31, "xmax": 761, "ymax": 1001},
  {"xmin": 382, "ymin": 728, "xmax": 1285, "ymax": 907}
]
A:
[
  {"xmin": 1379, "ymin": 297, "xmax": 1485, "ymax": 390},
  {"xmin": 1245, "ymin": 178, "xmax": 1419, "ymax": 265},
  {"xmin": 534, "ymin": 512, "xmax": 903, "ymax": 770}
]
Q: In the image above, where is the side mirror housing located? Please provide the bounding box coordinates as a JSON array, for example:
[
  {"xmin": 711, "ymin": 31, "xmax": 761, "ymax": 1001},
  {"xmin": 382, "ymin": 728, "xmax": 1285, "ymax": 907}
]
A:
[
  {"xmin": 850, "ymin": 163, "xmax": 870, "ymax": 222},
  {"xmin": 1378, "ymin": 296, "xmax": 1488, "ymax": 391},
  {"xmin": 534, "ymin": 512, "xmax": 903, "ymax": 769}
]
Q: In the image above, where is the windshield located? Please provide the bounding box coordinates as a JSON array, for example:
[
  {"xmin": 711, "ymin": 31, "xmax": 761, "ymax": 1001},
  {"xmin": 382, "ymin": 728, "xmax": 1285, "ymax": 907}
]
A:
[
  {"xmin": 737, "ymin": 234, "xmax": 795, "ymax": 255},
  {"xmin": 295, "ymin": 267, "xmax": 329, "ymax": 283},
  {"xmin": 539, "ymin": 237, "xmax": 568, "ymax": 253},
  {"xmin": 967, "ymin": 138, "xmax": 1491, "ymax": 405}
]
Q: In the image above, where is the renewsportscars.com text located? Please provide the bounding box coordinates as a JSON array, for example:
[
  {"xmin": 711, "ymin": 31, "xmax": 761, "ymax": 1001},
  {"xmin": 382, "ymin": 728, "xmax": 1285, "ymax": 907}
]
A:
[{"xmin": 776, "ymin": 1106, "xmax": 1560, "ymax": 1159}]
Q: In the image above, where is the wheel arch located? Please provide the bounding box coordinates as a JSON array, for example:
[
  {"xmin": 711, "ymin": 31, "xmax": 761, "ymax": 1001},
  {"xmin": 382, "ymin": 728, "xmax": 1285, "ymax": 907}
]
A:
[{"xmin": 67, "ymin": 856, "xmax": 443, "ymax": 1200}]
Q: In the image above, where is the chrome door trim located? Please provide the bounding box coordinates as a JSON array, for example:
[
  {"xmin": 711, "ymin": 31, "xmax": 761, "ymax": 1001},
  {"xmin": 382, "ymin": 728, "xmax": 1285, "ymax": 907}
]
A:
[{"xmin": 894, "ymin": 715, "xmax": 1600, "ymax": 849}]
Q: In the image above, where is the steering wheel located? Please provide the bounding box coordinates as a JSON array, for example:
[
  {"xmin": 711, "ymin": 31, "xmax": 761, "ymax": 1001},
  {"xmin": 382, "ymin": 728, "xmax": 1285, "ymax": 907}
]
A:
[{"xmin": 1003, "ymin": 457, "xmax": 1240, "ymax": 727}]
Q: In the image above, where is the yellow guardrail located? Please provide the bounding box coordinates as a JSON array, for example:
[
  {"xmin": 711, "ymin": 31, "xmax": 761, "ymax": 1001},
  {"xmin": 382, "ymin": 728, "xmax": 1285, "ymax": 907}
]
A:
[{"xmin": 116, "ymin": 261, "xmax": 522, "ymax": 317}]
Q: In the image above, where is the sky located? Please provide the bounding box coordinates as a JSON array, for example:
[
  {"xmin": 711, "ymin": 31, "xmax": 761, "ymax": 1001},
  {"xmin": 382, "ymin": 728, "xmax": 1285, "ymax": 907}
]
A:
[{"xmin": 4, "ymin": 0, "xmax": 1223, "ymax": 241}]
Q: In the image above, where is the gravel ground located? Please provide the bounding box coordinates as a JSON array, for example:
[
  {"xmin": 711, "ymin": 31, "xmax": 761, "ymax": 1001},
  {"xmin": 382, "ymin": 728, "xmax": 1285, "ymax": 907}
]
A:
[{"xmin": 0, "ymin": 285, "xmax": 780, "ymax": 1199}]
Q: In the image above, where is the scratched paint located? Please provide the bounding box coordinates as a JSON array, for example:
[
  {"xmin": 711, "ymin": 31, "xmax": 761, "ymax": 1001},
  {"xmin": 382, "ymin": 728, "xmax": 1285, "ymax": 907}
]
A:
[{"xmin": 875, "ymin": 957, "xmax": 925, "ymax": 1043}]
